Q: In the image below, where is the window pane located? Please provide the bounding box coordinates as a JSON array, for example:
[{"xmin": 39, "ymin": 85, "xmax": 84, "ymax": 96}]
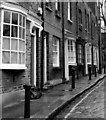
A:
[
  {"xmin": 23, "ymin": 16, "xmax": 25, "ymax": 27},
  {"xmin": 19, "ymin": 40, "xmax": 25, "ymax": 51},
  {"xmin": 2, "ymin": 51, "xmax": 10, "ymax": 64},
  {"xmin": 11, "ymin": 39, "xmax": 18, "ymax": 50},
  {"xmin": 11, "ymin": 52, "xmax": 17, "ymax": 64},
  {"xmin": 2, "ymin": 38, "xmax": 10, "ymax": 50},
  {"xmin": 4, "ymin": 11, "xmax": 10, "ymax": 23},
  {"xmin": 12, "ymin": 13, "xmax": 18, "ymax": 25},
  {"xmin": 22, "ymin": 28, "xmax": 25, "ymax": 39},
  {"xmin": 19, "ymin": 27, "xmax": 22, "ymax": 38},
  {"xmin": 19, "ymin": 53, "xmax": 25, "ymax": 64},
  {"xmin": 3, "ymin": 25, "xmax": 10, "ymax": 36},
  {"xmin": 19, "ymin": 14, "xmax": 22, "ymax": 26},
  {"xmin": 11, "ymin": 26, "xmax": 18, "ymax": 37}
]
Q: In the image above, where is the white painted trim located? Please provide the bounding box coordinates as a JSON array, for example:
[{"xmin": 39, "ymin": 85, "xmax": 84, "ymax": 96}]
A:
[
  {"xmin": 0, "ymin": 3, "xmax": 27, "ymax": 15},
  {"xmin": 44, "ymin": 36, "xmax": 47, "ymax": 83},
  {"xmin": 0, "ymin": 64, "xmax": 27, "ymax": 70},
  {"xmin": 33, "ymin": 33, "xmax": 36, "ymax": 86}
]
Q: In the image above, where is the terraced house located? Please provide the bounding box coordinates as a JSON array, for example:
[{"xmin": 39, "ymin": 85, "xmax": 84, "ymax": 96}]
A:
[{"xmin": 0, "ymin": 0, "xmax": 100, "ymax": 94}]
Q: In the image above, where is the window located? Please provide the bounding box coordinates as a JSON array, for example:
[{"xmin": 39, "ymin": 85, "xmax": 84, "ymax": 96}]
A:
[
  {"xmin": 78, "ymin": 9, "xmax": 82, "ymax": 30},
  {"xmin": 87, "ymin": 14, "xmax": 89, "ymax": 32},
  {"xmin": 85, "ymin": 10, "xmax": 87, "ymax": 29},
  {"xmin": 93, "ymin": 47, "xmax": 97, "ymax": 65},
  {"xmin": 68, "ymin": 40, "xmax": 76, "ymax": 64},
  {"xmin": 53, "ymin": 37, "xmax": 59, "ymax": 67},
  {"xmin": 68, "ymin": 2, "xmax": 72, "ymax": 21},
  {"xmin": 1, "ymin": 10, "xmax": 26, "ymax": 69},
  {"xmin": 77, "ymin": 44, "xmax": 83, "ymax": 64},
  {"xmin": 45, "ymin": 0, "xmax": 52, "ymax": 10},
  {"xmin": 87, "ymin": 46, "xmax": 91, "ymax": 63},
  {"xmin": 56, "ymin": 0, "xmax": 60, "ymax": 11}
]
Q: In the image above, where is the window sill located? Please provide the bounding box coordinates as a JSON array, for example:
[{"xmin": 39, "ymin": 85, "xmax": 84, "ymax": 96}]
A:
[
  {"xmin": 68, "ymin": 19, "xmax": 73, "ymax": 24},
  {"xmin": 53, "ymin": 66, "xmax": 61, "ymax": 70},
  {"xmin": 0, "ymin": 64, "xmax": 27, "ymax": 70},
  {"xmin": 68, "ymin": 63, "xmax": 77, "ymax": 66},
  {"xmin": 45, "ymin": 6, "xmax": 53, "ymax": 12}
]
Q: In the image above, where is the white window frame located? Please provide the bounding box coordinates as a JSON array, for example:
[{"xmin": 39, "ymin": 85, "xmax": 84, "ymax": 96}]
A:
[
  {"xmin": 87, "ymin": 45, "xmax": 91, "ymax": 64},
  {"xmin": 68, "ymin": 40, "xmax": 76, "ymax": 64},
  {"xmin": 53, "ymin": 37, "xmax": 60, "ymax": 67},
  {"xmin": 68, "ymin": 1, "xmax": 72, "ymax": 22},
  {"xmin": 55, "ymin": 0, "xmax": 60, "ymax": 11},
  {"xmin": 0, "ymin": 9, "xmax": 26, "ymax": 69}
]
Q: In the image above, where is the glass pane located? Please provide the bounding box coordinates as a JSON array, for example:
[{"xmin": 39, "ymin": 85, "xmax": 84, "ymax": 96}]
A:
[
  {"xmin": 23, "ymin": 16, "xmax": 25, "ymax": 27},
  {"xmin": 11, "ymin": 26, "xmax": 18, "ymax": 37},
  {"xmin": 19, "ymin": 27, "xmax": 22, "ymax": 38},
  {"xmin": 12, "ymin": 13, "xmax": 18, "ymax": 25},
  {"xmin": 19, "ymin": 40, "xmax": 25, "ymax": 51},
  {"xmin": 2, "ymin": 38, "xmax": 10, "ymax": 50},
  {"xmin": 11, "ymin": 39, "xmax": 18, "ymax": 50},
  {"xmin": 4, "ymin": 11, "xmax": 10, "ymax": 23},
  {"xmin": 11, "ymin": 52, "xmax": 17, "ymax": 64},
  {"xmin": 2, "ymin": 51, "xmax": 10, "ymax": 64},
  {"xmin": 19, "ymin": 14, "xmax": 22, "ymax": 26},
  {"xmin": 19, "ymin": 53, "xmax": 25, "ymax": 64},
  {"xmin": 3, "ymin": 25, "xmax": 10, "ymax": 36},
  {"xmin": 22, "ymin": 28, "xmax": 25, "ymax": 39}
]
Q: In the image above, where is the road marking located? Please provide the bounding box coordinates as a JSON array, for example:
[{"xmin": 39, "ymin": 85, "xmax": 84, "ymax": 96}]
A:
[{"xmin": 64, "ymin": 80, "xmax": 104, "ymax": 118}]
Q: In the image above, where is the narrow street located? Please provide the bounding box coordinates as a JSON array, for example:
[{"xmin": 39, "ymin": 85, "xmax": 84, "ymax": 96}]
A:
[{"xmin": 53, "ymin": 78, "xmax": 105, "ymax": 119}]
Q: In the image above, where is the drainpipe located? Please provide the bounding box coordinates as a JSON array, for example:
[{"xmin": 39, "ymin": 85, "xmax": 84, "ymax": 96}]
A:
[
  {"xmin": 62, "ymin": 2, "xmax": 66, "ymax": 83},
  {"xmin": 41, "ymin": 1, "xmax": 44, "ymax": 90}
]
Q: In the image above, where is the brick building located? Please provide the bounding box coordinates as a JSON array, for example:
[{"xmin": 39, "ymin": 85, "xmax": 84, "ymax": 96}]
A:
[
  {"xmin": 0, "ymin": 1, "xmax": 43, "ymax": 93},
  {"xmin": 0, "ymin": 1, "xmax": 100, "ymax": 94}
]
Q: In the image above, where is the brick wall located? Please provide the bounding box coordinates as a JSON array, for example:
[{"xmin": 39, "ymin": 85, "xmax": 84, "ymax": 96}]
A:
[{"xmin": 44, "ymin": 2, "xmax": 63, "ymax": 81}]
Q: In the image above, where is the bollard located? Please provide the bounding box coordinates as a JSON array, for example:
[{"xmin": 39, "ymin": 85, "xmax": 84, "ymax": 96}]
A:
[
  {"xmin": 94, "ymin": 65, "xmax": 97, "ymax": 77},
  {"xmin": 23, "ymin": 85, "xmax": 32, "ymax": 118},
  {"xmin": 71, "ymin": 68, "xmax": 75, "ymax": 89},
  {"xmin": 88, "ymin": 65, "xmax": 91, "ymax": 80}
]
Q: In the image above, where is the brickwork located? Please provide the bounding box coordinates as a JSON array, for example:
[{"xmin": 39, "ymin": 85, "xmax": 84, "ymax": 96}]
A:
[{"xmin": 44, "ymin": 2, "xmax": 63, "ymax": 81}]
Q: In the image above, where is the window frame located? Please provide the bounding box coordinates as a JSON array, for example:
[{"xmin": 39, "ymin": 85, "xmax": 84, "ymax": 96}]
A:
[
  {"xmin": 68, "ymin": 40, "xmax": 76, "ymax": 64},
  {"xmin": 53, "ymin": 37, "xmax": 60, "ymax": 67},
  {"xmin": 68, "ymin": 2, "xmax": 73, "ymax": 23},
  {"xmin": 0, "ymin": 9, "xmax": 26, "ymax": 69}
]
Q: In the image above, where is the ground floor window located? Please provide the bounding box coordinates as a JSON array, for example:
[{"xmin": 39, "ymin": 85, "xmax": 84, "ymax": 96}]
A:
[
  {"xmin": 53, "ymin": 36, "xmax": 60, "ymax": 67},
  {"xmin": 77, "ymin": 44, "xmax": 84, "ymax": 65},
  {"xmin": 87, "ymin": 45, "xmax": 91, "ymax": 63},
  {"xmin": 1, "ymin": 9, "xmax": 26, "ymax": 69},
  {"xmin": 93, "ymin": 47, "xmax": 97, "ymax": 65},
  {"xmin": 68, "ymin": 40, "xmax": 76, "ymax": 64}
]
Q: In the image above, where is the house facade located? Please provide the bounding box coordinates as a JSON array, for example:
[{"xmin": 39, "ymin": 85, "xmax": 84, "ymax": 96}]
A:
[
  {"xmin": 0, "ymin": 1, "xmax": 100, "ymax": 94},
  {"xmin": 0, "ymin": 1, "xmax": 43, "ymax": 93}
]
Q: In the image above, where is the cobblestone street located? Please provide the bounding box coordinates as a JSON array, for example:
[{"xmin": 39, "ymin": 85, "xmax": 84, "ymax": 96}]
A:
[{"xmin": 55, "ymin": 78, "xmax": 105, "ymax": 119}]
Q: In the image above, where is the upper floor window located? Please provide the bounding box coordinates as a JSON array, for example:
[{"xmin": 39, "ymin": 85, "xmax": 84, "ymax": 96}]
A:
[
  {"xmin": 68, "ymin": 2, "xmax": 72, "ymax": 21},
  {"xmin": 68, "ymin": 40, "xmax": 76, "ymax": 64},
  {"xmin": 87, "ymin": 14, "xmax": 89, "ymax": 32},
  {"xmin": 85, "ymin": 10, "xmax": 87, "ymax": 29},
  {"xmin": 79, "ymin": 9, "xmax": 82, "ymax": 25},
  {"xmin": 55, "ymin": 0, "xmax": 60, "ymax": 11},
  {"xmin": 53, "ymin": 36, "xmax": 60, "ymax": 67},
  {"xmin": 45, "ymin": 0, "xmax": 52, "ymax": 10},
  {"xmin": 1, "ymin": 10, "xmax": 26, "ymax": 69}
]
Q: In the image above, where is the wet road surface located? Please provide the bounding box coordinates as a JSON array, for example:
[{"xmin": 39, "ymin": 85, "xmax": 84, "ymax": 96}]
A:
[{"xmin": 54, "ymin": 78, "xmax": 105, "ymax": 119}]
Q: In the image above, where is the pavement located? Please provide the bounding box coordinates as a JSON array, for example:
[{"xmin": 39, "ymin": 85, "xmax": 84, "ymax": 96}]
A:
[{"xmin": 1, "ymin": 72, "xmax": 106, "ymax": 119}]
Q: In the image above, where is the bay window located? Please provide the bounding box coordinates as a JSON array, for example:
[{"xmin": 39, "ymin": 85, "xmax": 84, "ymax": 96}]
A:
[
  {"xmin": 68, "ymin": 40, "xmax": 76, "ymax": 64},
  {"xmin": 1, "ymin": 10, "xmax": 26, "ymax": 69},
  {"xmin": 53, "ymin": 37, "xmax": 60, "ymax": 67}
]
